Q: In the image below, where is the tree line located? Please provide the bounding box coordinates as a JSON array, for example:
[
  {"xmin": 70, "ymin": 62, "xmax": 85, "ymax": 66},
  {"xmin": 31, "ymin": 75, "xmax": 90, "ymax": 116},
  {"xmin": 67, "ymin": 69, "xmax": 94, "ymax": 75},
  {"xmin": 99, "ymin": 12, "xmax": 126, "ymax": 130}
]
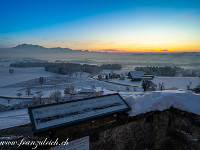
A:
[{"xmin": 135, "ymin": 66, "xmax": 199, "ymax": 77}]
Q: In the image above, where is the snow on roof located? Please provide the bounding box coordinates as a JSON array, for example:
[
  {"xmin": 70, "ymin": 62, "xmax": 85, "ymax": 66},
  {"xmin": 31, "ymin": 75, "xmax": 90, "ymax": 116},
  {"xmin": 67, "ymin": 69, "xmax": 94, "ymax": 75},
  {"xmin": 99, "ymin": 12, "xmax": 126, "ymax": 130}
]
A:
[
  {"xmin": 129, "ymin": 71, "xmax": 146, "ymax": 78},
  {"xmin": 125, "ymin": 91, "xmax": 200, "ymax": 116},
  {"xmin": 142, "ymin": 77, "xmax": 153, "ymax": 79},
  {"xmin": 79, "ymin": 88, "xmax": 97, "ymax": 93}
]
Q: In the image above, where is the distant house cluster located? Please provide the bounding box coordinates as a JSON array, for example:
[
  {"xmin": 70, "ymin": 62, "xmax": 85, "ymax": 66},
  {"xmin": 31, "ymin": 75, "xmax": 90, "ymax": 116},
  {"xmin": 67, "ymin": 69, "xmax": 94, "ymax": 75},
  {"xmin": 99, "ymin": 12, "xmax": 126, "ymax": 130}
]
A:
[
  {"xmin": 98, "ymin": 72, "xmax": 120, "ymax": 80},
  {"xmin": 98, "ymin": 70, "xmax": 153, "ymax": 82},
  {"xmin": 128, "ymin": 71, "xmax": 154, "ymax": 81},
  {"xmin": 64, "ymin": 87, "xmax": 103, "ymax": 98}
]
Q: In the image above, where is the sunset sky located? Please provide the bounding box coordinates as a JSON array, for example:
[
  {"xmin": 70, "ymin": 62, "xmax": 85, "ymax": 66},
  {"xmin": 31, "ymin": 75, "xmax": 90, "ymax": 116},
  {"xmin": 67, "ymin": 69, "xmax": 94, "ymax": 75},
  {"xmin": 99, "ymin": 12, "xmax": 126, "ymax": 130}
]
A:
[{"xmin": 0, "ymin": 0, "xmax": 200, "ymax": 52}]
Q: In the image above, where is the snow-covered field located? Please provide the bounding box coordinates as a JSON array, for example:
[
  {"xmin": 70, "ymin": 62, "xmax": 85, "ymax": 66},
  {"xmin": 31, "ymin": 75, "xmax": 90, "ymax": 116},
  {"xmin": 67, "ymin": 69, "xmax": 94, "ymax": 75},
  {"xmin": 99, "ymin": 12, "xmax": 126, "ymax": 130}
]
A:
[
  {"xmin": 0, "ymin": 67, "xmax": 64, "ymax": 87},
  {"xmin": 101, "ymin": 76, "xmax": 200, "ymax": 90},
  {"xmin": 0, "ymin": 98, "xmax": 31, "ymax": 106},
  {"xmin": 0, "ymin": 69, "xmax": 135, "ymax": 99},
  {"xmin": 153, "ymin": 77, "xmax": 200, "ymax": 90},
  {"xmin": 108, "ymin": 78, "xmax": 142, "ymax": 87},
  {"xmin": 1, "ymin": 67, "xmax": 199, "ymax": 99},
  {"xmin": 0, "ymin": 108, "xmax": 29, "ymax": 129},
  {"xmin": 0, "ymin": 67, "xmax": 200, "ymax": 130}
]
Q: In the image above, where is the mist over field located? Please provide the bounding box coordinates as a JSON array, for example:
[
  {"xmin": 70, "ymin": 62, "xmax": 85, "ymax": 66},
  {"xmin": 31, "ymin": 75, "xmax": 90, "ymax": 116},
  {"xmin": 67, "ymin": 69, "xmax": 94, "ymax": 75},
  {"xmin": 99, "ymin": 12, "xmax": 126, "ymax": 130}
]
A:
[{"xmin": 1, "ymin": 44, "xmax": 200, "ymax": 70}]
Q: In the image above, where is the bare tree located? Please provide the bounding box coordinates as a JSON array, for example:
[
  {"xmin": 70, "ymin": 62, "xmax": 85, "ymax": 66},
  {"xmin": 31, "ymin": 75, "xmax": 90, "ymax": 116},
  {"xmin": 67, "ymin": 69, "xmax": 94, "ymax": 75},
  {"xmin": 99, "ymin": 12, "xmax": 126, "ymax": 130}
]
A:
[
  {"xmin": 31, "ymin": 96, "xmax": 38, "ymax": 105},
  {"xmin": 91, "ymin": 85, "xmax": 96, "ymax": 89},
  {"xmin": 9, "ymin": 69, "xmax": 14, "ymax": 74},
  {"xmin": 186, "ymin": 81, "xmax": 192, "ymax": 90},
  {"xmin": 7, "ymin": 99, "xmax": 11, "ymax": 104},
  {"xmin": 17, "ymin": 93, "xmax": 22, "ymax": 98},
  {"xmin": 64, "ymin": 88, "xmax": 71, "ymax": 95},
  {"xmin": 39, "ymin": 77, "xmax": 44, "ymax": 86},
  {"xmin": 68, "ymin": 69, "xmax": 73, "ymax": 78},
  {"xmin": 142, "ymin": 80, "xmax": 157, "ymax": 92},
  {"xmin": 37, "ymin": 92, "xmax": 43, "ymax": 104},
  {"xmin": 159, "ymin": 82, "xmax": 165, "ymax": 91},
  {"xmin": 64, "ymin": 86, "xmax": 75, "ymax": 95},
  {"xmin": 142, "ymin": 81, "xmax": 148, "ymax": 92},
  {"xmin": 71, "ymin": 86, "xmax": 75, "ymax": 94},
  {"xmin": 26, "ymin": 88, "xmax": 31, "ymax": 97},
  {"xmin": 75, "ymin": 72, "xmax": 78, "ymax": 77},
  {"xmin": 49, "ymin": 91, "xmax": 62, "ymax": 103},
  {"xmin": 126, "ymin": 86, "xmax": 130, "ymax": 92}
]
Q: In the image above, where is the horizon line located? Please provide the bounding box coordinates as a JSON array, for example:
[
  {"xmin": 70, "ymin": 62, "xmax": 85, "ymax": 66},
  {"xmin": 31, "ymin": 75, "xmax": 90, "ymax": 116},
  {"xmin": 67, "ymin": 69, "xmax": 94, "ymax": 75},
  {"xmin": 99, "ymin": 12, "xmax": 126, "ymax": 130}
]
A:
[{"xmin": 0, "ymin": 43, "xmax": 200, "ymax": 54}]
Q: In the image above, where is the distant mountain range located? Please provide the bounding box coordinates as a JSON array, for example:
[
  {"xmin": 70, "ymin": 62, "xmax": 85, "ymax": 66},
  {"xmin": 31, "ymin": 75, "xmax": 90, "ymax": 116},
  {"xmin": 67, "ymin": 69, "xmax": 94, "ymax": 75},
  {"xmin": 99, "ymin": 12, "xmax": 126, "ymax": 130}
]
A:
[
  {"xmin": 11, "ymin": 44, "xmax": 95, "ymax": 53},
  {"xmin": 14, "ymin": 44, "xmax": 46, "ymax": 49}
]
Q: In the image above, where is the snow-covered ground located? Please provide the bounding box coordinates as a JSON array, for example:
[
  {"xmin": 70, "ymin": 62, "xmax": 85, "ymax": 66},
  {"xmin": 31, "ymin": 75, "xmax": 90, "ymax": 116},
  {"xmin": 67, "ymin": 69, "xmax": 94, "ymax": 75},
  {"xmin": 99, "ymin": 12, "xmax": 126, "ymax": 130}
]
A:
[
  {"xmin": 1, "ymin": 67, "xmax": 199, "ymax": 98},
  {"xmin": 0, "ymin": 67, "xmax": 64, "ymax": 87},
  {"xmin": 107, "ymin": 78, "xmax": 142, "ymax": 87},
  {"xmin": 153, "ymin": 77, "xmax": 200, "ymax": 90},
  {"xmin": 0, "ymin": 69, "xmax": 132, "ymax": 99},
  {"xmin": 0, "ymin": 98, "xmax": 31, "ymax": 106},
  {"xmin": 97, "ymin": 76, "xmax": 200, "ymax": 90},
  {"xmin": 0, "ymin": 67, "xmax": 200, "ymax": 130},
  {"xmin": 0, "ymin": 108, "xmax": 29, "ymax": 129},
  {"xmin": 0, "ymin": 91, "xmax": 199, "ymax": 130}
]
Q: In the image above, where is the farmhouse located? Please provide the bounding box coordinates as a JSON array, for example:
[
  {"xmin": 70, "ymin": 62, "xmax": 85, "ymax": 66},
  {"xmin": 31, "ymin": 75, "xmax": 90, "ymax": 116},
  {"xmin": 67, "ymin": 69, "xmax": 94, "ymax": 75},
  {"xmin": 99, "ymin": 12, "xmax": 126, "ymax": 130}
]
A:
[
  {"xmin": 109, "ymin": 72, "xmax": 120, "ymax": 79},
  {"xmin": 120, "ymin": 73, "xmax": 125, "ymax": 80},
  {"xmin": 128, "ymin": 71, "xmax": 154, "ymax": 81}
]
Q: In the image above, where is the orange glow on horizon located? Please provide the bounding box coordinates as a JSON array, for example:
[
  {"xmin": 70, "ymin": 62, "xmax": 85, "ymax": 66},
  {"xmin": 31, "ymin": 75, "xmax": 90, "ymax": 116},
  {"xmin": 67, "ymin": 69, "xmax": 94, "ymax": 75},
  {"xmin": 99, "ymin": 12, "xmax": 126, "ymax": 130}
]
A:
[{"xmin": 40, "ymin": 42, "xmax": 200, "ymax": 53}]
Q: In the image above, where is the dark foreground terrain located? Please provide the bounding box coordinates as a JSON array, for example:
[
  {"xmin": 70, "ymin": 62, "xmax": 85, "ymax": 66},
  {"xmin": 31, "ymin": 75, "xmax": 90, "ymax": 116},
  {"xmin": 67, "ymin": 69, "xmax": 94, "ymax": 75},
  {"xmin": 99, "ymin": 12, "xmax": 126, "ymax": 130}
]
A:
[{"xmin": 0, "ymin": 107, "xmax": 200, "ymax": 150}]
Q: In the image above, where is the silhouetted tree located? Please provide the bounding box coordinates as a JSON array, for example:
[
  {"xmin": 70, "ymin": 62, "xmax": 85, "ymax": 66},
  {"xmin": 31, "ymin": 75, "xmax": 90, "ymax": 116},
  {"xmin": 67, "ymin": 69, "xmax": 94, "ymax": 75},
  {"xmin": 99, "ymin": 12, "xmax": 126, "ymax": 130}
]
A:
[
  {"xmin": 39, "ymin": 77, "xmax": 44, "ymax": 86},
  {"xmin": 26, "ymin": 88, "xmax": 31, "ymax": 97},
  {"xmin": 75, "ymin": 72, "xmax": 78, "ymax": 77},
  {"xmin": 126, "ymin": 86, "xmax": 130, "ymax": 92},
  {"xmin": 186, "ymin": 81, "xmax": 192, "ymax": 90},
  {"xmin": 9, "ymin": 69, "xmax": 14, "ymax": 74},
  {"xmin": 142, "ymin": 80, "xmax": 157, "ymax": 92},
  {"xmin": 37, "ymin": 92, "xmax": 43, "ymax": 104},
  {"xmin": 159, "ymin": 82, "xmax": 165, "ymax": 91},
  {"xmin": 17, "ymin": 93, "xmax": 22, "ymax": 98},
  {"xmin": 49, "ymin": 91, "xmax": 62, "ymax": 103},
  {"xmin": 7, "ymin": 99, "xmax": 11, "ymax": 104},
  {"xmin": 91, "ymin": 85, "xmax": 96, "ymax": 89}
]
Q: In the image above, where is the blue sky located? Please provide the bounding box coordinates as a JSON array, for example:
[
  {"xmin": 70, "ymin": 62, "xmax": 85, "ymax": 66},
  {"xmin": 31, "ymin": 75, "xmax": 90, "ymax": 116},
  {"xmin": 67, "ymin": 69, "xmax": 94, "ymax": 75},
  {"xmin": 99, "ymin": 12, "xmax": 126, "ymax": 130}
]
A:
[{"xmin": 0, "ymin": 0, "xmax": 200, "ymax": 52}]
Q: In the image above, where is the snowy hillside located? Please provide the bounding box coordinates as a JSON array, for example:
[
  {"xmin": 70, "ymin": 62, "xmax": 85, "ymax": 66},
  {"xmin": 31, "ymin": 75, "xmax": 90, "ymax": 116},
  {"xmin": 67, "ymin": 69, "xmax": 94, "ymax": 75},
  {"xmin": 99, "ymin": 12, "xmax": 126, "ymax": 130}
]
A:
[
  {"xmin": 102, "ymin": 76, "xmax": 200, "ymax": 90},
  {"xmin": 153, "ymin": 77, "xmax": 200, "ymax": 90},
  {"xmin": 0, "ymin": 67, "xmax": 63, "ymax": 87}
]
